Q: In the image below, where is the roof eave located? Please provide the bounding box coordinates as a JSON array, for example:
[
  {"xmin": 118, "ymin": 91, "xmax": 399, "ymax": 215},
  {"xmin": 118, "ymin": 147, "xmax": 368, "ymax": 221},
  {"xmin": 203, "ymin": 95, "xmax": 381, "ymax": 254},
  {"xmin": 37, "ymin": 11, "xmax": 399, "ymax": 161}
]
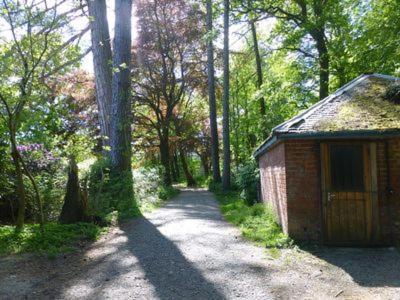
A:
[{"xmin": 253, "ymin": 129, "xmax": 400, "ymax": 159}]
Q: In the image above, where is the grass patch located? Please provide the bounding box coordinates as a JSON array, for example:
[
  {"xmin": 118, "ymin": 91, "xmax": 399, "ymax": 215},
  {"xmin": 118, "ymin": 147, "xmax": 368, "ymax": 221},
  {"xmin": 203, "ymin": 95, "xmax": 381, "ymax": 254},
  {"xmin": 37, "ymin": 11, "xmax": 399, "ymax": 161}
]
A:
[
  {"xmin": 213, "ymin": 188, "xmax": 292, "ymax": 248},
  {"xmin": 0, "ymin": 222, "xmax": 104, "ymax": 257}
]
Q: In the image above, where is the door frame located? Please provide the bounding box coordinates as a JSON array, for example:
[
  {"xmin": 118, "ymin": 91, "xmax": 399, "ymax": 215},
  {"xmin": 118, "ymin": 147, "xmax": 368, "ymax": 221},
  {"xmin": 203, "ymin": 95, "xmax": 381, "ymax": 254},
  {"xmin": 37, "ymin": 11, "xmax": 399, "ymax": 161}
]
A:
[{"xmin": 320, "ymin": 140, "xmax": 379, "ymax": 245}]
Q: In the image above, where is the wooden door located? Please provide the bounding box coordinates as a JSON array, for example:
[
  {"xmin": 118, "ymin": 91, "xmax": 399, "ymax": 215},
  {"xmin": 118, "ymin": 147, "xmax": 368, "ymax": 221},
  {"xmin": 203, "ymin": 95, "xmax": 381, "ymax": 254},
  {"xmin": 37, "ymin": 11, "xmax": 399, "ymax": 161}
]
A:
[{"xmin": 321, "ymin": 143, "xmax": 373, "ymax": 245}]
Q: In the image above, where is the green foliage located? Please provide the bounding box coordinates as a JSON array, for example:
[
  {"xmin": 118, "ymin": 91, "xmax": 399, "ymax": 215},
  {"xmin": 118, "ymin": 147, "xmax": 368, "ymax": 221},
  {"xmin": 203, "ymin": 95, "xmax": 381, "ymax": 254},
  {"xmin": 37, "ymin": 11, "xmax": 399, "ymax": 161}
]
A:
[
  {"xmin": 133, "ymin": 167, "xmax": 179, "ymax": 211},
  {"xmin": 233, "ymin": 160, "xmax": 259, "ymax": 205},
  {"xmin": 0, "ymin": 223, "xmax": 103, "ymax": 256},
  {"xmin": 214, "ymin": 189, "xmax": 292, "ymax": 248},
  {"xmin": 229, "ymin": 46, "xmax": 316, "ymax": 165},
  {"xmin": 88, "ymin": 159, "xmax": 139, "ymax": 219},
  {"xmin": 157, "ymin": 186, "xmax": 180, "ymax": 201},
  {"xmin": 88, "ymin": 161, "xmax": 179, "ymax": 218}
]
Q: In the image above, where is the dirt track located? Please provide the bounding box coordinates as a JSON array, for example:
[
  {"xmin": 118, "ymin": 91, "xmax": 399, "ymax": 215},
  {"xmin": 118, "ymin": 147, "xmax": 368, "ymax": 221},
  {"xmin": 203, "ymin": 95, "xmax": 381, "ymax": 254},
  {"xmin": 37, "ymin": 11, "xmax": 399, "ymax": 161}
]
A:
[{"xmin": 1, "ymin": 189, "xmax": 400, "ymax": 299}]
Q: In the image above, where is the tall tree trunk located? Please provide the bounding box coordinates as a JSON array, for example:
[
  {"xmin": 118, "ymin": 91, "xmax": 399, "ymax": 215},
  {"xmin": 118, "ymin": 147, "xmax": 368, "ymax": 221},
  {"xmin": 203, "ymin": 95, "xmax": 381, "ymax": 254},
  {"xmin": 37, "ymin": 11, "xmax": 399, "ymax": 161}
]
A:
[
  {"xmin": 173, "ymin": 151, "xmax": 180, "ymax": 180},
  {"xmin": 312, "ymin": 29, "xmax": 329, "ymax": 100},
  {"xmin": 200, "ymin": 153, "xmax": 210, "ymax": 177},
  {"xmin": 250, "ymin": 20, "xmax": 266, "ymax": 116},
  {"xmin": 110, "ymin": 0, "xmax": 133, "ymax": 171},
  {"xmin": 206, "ymin": 0, "xmax": 221, "ymax": 183},
  {"xmin": 179, "ymin": 149, "xmax": 196, "ymax": 187},
  {"xmin": 87, "ymin": 0, "xmax": 112, "ymax": 148},
  {"xmin": 222, "ymin": 0, "xmax": 231, "ymax": 191},
  {"xmin": 233, "ymin": 73, "xmax": 240, "ymax": 171},
  {"xmin": 170, "ymin": 159, "xmax": 178, "ymax": 182},
  {"xmin": 159, "ymin": 135, "xmax": 172, "ymax": 186},
  {"xmin": 109, "ymin": 0, "xmax": 134, "ymax": 206}
]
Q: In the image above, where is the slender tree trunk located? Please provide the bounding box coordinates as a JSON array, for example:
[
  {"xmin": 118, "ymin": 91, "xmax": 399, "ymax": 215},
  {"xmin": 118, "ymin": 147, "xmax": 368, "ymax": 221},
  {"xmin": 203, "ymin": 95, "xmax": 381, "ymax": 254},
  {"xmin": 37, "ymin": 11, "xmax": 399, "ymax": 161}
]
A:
[
  {"xmin": 159, "ymin": 137, "xmax": 172, "ymax": 186},
  {"xmin": 250, "ymin": 20, "xmax": 266, "ymax": 116},
  {"xmin": 312, "ymin": 30, "xmax": 330, "ymax": 100},
  {"xmin": 9, "ymin": 131, "xmax": 26, "ymax": 230},
  {"xmin": 179, "ymin": 149, "xmax": 196, "ymax": 187},
  {"xmin": 87, "ymin": 0, "xmax": 112, "ymax": 148},
  {"xmin": 173, "ymin": 151, "xmax": 180, "ymax": 180},
  {"xmin": 222, "ymin": 0, "xmax": 231, "ymax": 191},
  {"xmin": 170, "ymin": 159, "xmax": 178, "ymax": 182},
  {"xmin": 20, "ymin": 155, "xmax": 44, "ymax": 229},
  {"xmin": 206, "ymin": 0, "xmax": 221, "ymax": 183},
  {"xmin": 200, "ymin": 153, "xmax": 210, "ymax": 177},
  {"xmin": 233, "ymin": 73, "xmax": 240, "ymax": 171},
  {"xmin": 110, "ymin": 0, "xmax": 133, "ymax": 172}
]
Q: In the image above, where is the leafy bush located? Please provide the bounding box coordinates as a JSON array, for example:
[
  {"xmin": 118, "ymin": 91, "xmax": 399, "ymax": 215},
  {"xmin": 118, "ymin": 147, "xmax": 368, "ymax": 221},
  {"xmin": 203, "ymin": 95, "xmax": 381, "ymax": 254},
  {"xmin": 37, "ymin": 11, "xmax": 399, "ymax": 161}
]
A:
[
  {"xmin": 0, "ymin": 222, "xmax": 103, "ymax": 256},
  {"xmin": 87, "ymin": 159, "xmax": 138, "ymax": 218},
  {"xmin": 2, "ymin": 143, "xmax": 66, "ymax": 223},
  {"xmin": 132, "ymin": 167, "xmax": 162, "ymax": 205},
  {"xmin": 215, "ymin": 189, "xmax": 292, "ymax": 248},
  {"xmin": 88, "ymin": 162, "xmax": 178, "ymax": 217},
  {"xmin": 234, "ymin": 159, "xmax": 260, "ymax": 205}
]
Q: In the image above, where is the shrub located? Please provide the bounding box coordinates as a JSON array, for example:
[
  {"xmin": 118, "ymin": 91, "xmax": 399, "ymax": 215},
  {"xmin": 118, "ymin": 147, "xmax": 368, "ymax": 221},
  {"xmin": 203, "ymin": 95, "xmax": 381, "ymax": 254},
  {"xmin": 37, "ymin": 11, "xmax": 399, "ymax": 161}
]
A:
[
  {"xmin": 88, "ymin": 162, "xmax": 178, "ymax": 217},
  {"xmin": 234, "ymin": 159, "xmax": 260, "ymax": 205},
  {"xmin": 87, "ymin": 159, "xmax": 139, "ymax": 218},
  {"xmin": 215, "ymin": 190, "xmax": 292, "ymax": 248}
]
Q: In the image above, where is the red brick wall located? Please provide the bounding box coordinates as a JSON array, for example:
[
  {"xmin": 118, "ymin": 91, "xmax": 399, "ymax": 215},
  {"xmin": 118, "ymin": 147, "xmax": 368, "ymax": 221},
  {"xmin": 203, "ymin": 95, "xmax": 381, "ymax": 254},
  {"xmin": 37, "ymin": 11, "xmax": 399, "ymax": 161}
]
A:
[
  {"xmin": 258, "ymin": 142, "xmax": 288, "ymax": 234},
  {"xmin": 284, "ymin": 140, "xmax": 321, "ymax": 241},
  {"xmin": 259, "ymin": 137, "xmax": 400, "ymax": 245}
]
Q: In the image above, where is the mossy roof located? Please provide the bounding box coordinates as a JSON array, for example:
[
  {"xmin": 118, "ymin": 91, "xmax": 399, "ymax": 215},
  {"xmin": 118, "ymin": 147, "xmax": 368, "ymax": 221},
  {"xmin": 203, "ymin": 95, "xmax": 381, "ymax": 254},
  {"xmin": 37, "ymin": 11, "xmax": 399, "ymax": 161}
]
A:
[
  {"xmin": 275, "ymin": 74, "xmax": 400, "ymax": 134},
  {"xmin": 254, "ymin": 74, "xmax": 400, "ymax": 158}
]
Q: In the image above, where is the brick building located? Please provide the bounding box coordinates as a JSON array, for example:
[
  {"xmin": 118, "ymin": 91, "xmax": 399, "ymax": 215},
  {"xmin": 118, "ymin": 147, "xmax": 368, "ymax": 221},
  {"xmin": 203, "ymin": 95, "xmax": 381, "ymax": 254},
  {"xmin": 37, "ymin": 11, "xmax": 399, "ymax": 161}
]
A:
[{"xmin": 254, "ymin": 74, "xmax": 400, "ymax": 246}]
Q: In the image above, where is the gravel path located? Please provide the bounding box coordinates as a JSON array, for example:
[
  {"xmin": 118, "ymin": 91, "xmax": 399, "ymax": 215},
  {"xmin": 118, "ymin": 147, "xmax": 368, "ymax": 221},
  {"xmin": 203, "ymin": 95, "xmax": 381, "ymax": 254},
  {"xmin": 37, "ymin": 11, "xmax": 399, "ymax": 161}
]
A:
[{"xmin": 1, "ymin": 189, "xmax": 400, "ymax": 299}]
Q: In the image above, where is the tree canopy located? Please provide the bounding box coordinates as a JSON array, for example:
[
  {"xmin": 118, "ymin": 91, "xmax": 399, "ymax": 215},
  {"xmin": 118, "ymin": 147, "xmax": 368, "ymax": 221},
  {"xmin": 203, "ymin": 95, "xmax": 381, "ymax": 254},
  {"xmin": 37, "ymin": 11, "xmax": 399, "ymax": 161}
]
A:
[{"xmin": 0, "ymin": 0, "xmax": 399, "ymax": 231}]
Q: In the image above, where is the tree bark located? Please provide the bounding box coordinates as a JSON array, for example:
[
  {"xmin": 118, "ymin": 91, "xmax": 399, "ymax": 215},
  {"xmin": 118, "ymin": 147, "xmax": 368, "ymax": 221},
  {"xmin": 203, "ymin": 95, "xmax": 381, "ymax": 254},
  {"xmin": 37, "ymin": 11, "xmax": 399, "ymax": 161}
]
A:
[
  {"xmin": 206, "ymin": 0, "xmax": 221, "ymax": 183},
  {"xmin": 87, "ymin": 0, "xmax": 112, "ymax": 148},
  {"xmin": 59, "ymin": 157, "xmax": 86, "ymax": 224},
  {"xmin": 250, "ymin": 20, "xmax": 266, "ymax": 116},
  {"xmin": 110, "ymin": 0, "xmax": 133, "ymax": 176},
  {"xmin": 173, "ymin": 151, "xmax": 180, "ymax": 180},
  {"xmin": 159, "ymin": 135, "xmax": 172, "ymax": 186},
  {"xmin": 170, "ymin": 159, "xmax": 178, "ymax": 182},
  {"xmin": 222, "ymin": 0, "xmax": 231, "ymax": 191},
  {"xmin": 19, "ymin": 154, "xmax": 44, "ymax": 228},
  {"xmin": 179, "ymin": 149, "xmax": 196, "ymax": 187},
  {"xmin": 9, "ymin": 131, "xmax": 26, "ymax": 230},
  {"xmin": 200, "ymin": 153, "xmax": 210, "ymax": 177},
  {"xmin": 315, "ymin": 34, "xmax": 330, "ymax": 100},
  {"xmin": 310, "ymin": 1, "xmax": 330, "ymax": 100}
]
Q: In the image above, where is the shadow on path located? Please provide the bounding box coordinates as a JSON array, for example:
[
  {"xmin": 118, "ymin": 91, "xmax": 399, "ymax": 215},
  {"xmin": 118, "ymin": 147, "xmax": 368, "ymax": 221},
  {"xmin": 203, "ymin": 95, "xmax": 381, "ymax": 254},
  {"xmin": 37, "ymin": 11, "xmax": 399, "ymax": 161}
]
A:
[
  {"xmin": 305, "ymin": 246, "xmax": 400, "ymax": 287},
  {"xmin": 119, "ymin": 217, "xmax": 224, "ymax": 299}
]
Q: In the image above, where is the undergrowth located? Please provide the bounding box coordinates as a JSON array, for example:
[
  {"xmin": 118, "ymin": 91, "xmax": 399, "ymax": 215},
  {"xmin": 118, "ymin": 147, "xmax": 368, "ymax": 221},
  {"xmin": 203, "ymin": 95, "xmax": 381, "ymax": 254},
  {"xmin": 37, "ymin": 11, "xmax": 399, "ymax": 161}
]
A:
[
  {"xmin": 212, "ymin": 186, "xmax": 292, "ymax": 248},
  {"xmin": 0, "ymin": 222, "xmax": 104, "ymax": 256},
  {"xmin": 139, "ymin": 185, "xmax": 180, "ymax": 213}
]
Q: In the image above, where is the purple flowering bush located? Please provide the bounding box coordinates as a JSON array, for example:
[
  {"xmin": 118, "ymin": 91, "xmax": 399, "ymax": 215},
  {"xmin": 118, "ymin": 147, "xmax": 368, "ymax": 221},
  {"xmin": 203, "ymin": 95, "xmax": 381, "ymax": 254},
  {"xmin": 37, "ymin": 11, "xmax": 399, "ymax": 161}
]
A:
[
  {"xmin": 17, "ymin": 143, "xmax": 61, "ymax": 174},
  {"xmin": 17, "ymin": 143, "xmax": 66, "ymax": 221}
]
